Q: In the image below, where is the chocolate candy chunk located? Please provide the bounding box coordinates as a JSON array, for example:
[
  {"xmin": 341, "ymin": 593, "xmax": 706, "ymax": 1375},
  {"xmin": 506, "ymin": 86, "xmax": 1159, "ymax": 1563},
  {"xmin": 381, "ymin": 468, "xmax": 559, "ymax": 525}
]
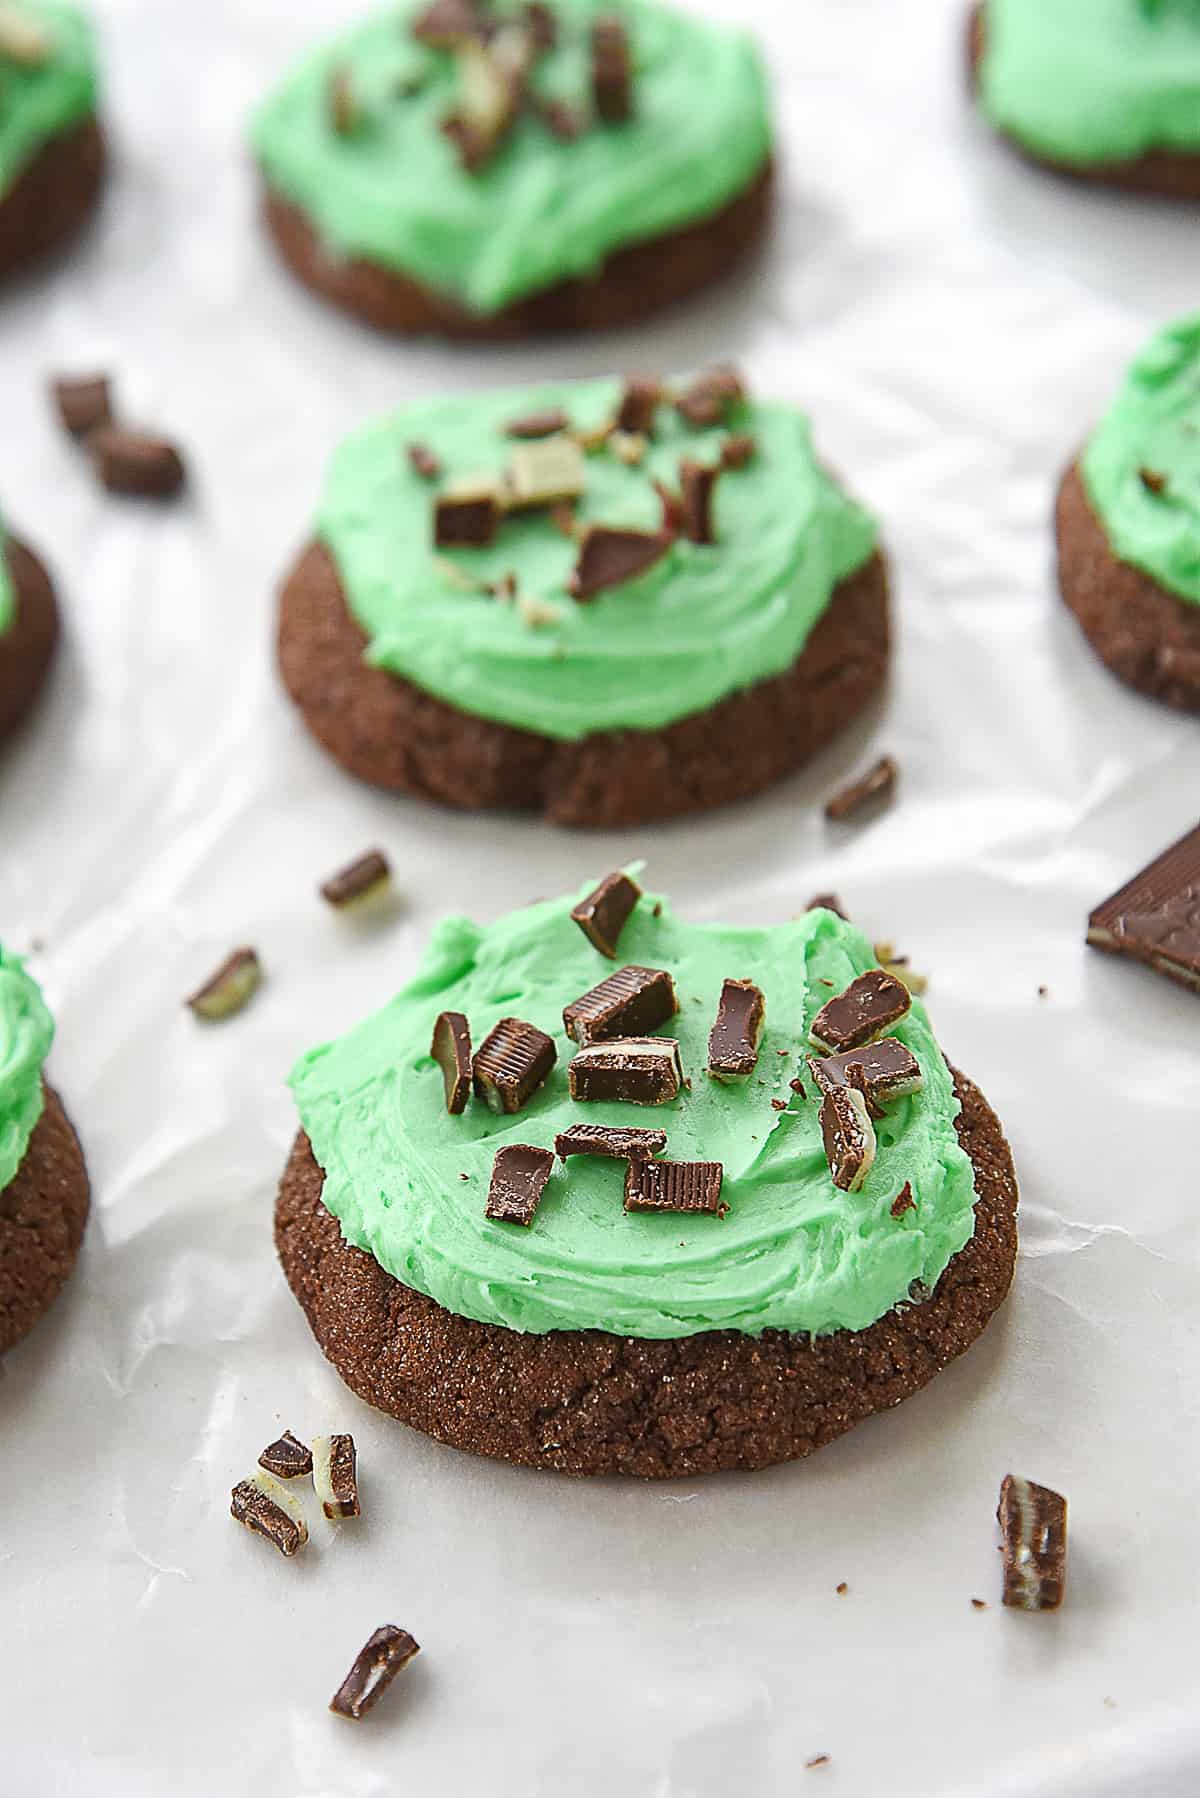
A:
[
  {"xmin": 431, "ymin": 1010, "xmax": 472, "ymax": 1114},
  {"xmin": 524, "ymin": 1, "xmax": 557, "ymax": 50},
  {"xmin": 591, "ymin": 15, "xmax": 632, "ymax": 122},
  {"xmin": 505, "ymin": 407, "xmax": 570, "ymax": 439},
  {"xmin": 568, "ymin": 1037, "xmax": 683, "ymax": 1105},
  {"xmin": 486, "ymin": 1142, "xmax": 555, "ymax": 1226},
  {"xmin": 327, "ymin": 65, "xmax": 360, "ymax": 135},
  {"xmin": 721, "ymin": 432, "xmax": 757, "ymax": 470},
  {"xmin": 473, "ymin": 1016, "xmax": 556, "ymax": 1114},
  {"xmin": 442, "ymin": 30, "xmax": 532, "ymax": 170},
  {"xmin": 806, "ymin": 891, "xmax": 848, "ymax": 919},
  {"xmin": 320, "ymin": 848, "xmax": 391, "ymax": 910},
  {"xmin": 91, "ymin": 427, "xmax": 186, "ymax": 499},
  {"xmin": 51, "ymin": 373, "xmax": 112, "ymax": 438},
  {"xmin": 504, "ymin": 435, "xmax": 585, "ymax": 510},
  {"xmin": 258, "ymin": 1430, "xmax": 312, "ymax": 1480},
  {"xmin": 187, "ymin": 947, "xmax": 262, "ymax": 1022},
  {"xmin": 1086, "ymin": 823, "xmax": 1200, "ymax": 994},
  {"xmin": 330, "ymin": 1625, "xmax": 421, "ymax": 1721},
  {"xmin": 407, "ymin": 441, "xmax": 442, "ymax": 480},
  {"xmin": 810, "ymin": 969, "xmax": 911, "ymax": 1053},
  {"xmin": 563, "ymin": 964, "xmax": 678, "ymax": 1044},
  {"xmin": 825, "ymin": 754, "xmax": 899, "ymax": 822},
  {"xmin": 568, "ymin": 525, "xmax": 671, "ymax": 601},
  {"xmin": 411, "ymin": 0, "xmax": 490, "ymax": 45},
  {"xmin": 536, "ymin": 96, "xmax": 584, "ymax": 140},
  {"xmin": 571, "ymin": 869, "xmax": 642, "ymax": 958},
  {"xmin": 676, "ymin": 365, "xmax": 746, "ymax": 429},
  {"xmin": 1139, "ymin": 466, "xmax": 1167, "ymax": 496},
  {"xmin": 434, "ymin": 479, "xmax": 500, "ymax": 547},
  {"xmin": 313, "ymin": 1433, "xmax": 360, "ymax": 1520},
  {"xmin": 679, "ymin": 459, "xmax": 719, "ymax": 544},
  {"xmin": 819, "ymin": 1084, "xmax": 876, "ymax": 1192},
  {"xmin": 806, "ymin": 1037, "xmax": 922, "ymax": 1106},
  {"xmin": 555, "ymin": 1123, "xmax": 667, "ymax": 1161},
  {"xmin": 616, "ymin": 376, "xmax": 662, "ymax": 436},
  {"xmin": 231, "ymin": 1471, "xmax": 308, "ymax": 1557},
  {"xmin": 890, "ymin": 1182, "xmax": 915, "ymax": 1219},
  {"xmin": 624, "ymin": 1157, "xmax": 726, "ymax": 1217},
  {"xmin": 0, "ymin": 3, "xmax": 50, "ymax": 65},
  {"xmin": 997, "ymin": 1475, "xmax": 1068, "ymax": 1612},
  {"xmin": 708, "ymin": 978, "xmax": 765, "ymax": 1081}
]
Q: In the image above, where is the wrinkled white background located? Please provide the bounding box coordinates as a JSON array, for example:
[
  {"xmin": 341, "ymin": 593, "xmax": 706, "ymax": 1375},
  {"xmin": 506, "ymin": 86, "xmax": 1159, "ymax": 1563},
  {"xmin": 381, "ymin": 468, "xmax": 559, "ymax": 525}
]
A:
[{"xmin": 2, "ymin": 0, "xmax": 1199, "ymax": 1792}]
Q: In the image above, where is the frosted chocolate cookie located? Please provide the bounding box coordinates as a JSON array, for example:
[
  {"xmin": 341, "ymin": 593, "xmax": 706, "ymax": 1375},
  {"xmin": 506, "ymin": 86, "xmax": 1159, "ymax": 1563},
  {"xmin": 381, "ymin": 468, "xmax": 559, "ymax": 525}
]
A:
[
  {"xmin": 276, "ymin": 368, "xmax": 890, "ymax": 827},
  {"xmin": 1056, "ymin": 314, "xmax": 1200, "ymax": 710},
  {"xmin": 0, "ymin": 520, "xmax": 60, "ymax": 743},
  {"xmin": 0, "ymin": 946, "xmax": 89, "ymax": 1355},
  {"xmin": 276, "ymin": 882, "xmax": 1019, "ymax": 1478},
  {"xmin": 0, "ymin": 3, "xmax": 104, "ymax": 281},
  {"xmin": 251, "ymin": 0, "xmax": 772, "ymax": 337}
]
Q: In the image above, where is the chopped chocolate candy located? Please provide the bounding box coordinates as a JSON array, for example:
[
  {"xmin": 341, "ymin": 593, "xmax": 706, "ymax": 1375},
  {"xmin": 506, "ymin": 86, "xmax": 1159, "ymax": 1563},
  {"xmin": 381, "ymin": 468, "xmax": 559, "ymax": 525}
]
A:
[
  {"xmin": 810, "ymin": 969, "xmax": 911, "ymax": 1053},
  {"xmin": 563, "ymin": 964, "xmax": 678, "ymax": 1043},
  {"xmin": 187, "ymin": 948, "xmax": 262, "ymax": 1022},
  {"xmin": 806, "ymin": 1037, "xmax": 922, "ymax": 1106},
  {"xmin": 536, "ymin": 96, "xmax": 584, "ymax": 140},
  {"xmin": 320, "ymin": 848, "xmax": 392, "ymax": 910},
  {"xmin": 708, "ymin": 978, "xmax": 765, "ymax": 1081},
  {"xmin": 505, "ymin": 406, "xmax": 570, "ymax": 439},
  {"xmin": 0, "ymin": 2, "xmax": 50, "ymax": 64},
  {"xmin": 411, "ymin": 0, "xmax": 490, "ymax": 46},
  {"xmin": 504, "ymin": 434, "xmax": 585, "ymax": 509},
  {"xmin": 51, "ymin": 373, "xmax": 112, "ymax": 439},
  {"xmin": 91, "ymin": 427, "xmax": 186, "ymax": 499},
  {"xmin": 890, "ymin": 1182, "xmax": 916, "ymax": 1218},
  {"xmin": 615, "ymin": 376, "xmax": 661, "ymax": 436},
  {"xmin": 805, "ymin": 892, "xmax": 848, "ymax": 919},
  {"xmin": 550, "ymin": 501, "xmax": 583, "ymax": 540},
  {"xmin": 825, "ymin": 755, "xmax": 899, "ymax": 822},
  {"xmin": 571, "ymin": 868, "xmax": 642, "ymax": 958},
  {"xmin": 568, "ymin": 525, "xmax": 671, "ymax": 600},
  {"xmin": 407, "ymin": 441, "xmax": 442, "ymax": 480},
  {"xmin": 434, "ymin": 478, "xmax": 500, "ymax": 547},
  {"xmin": 679, "ymin": 459, "xmax": 719, "ymax": 544},
  {"xmin": 653, "ymin": 478, "xmax": 684, "ymax": 539},
  {"xmin": 472, "ymin": 1016, "xmax": 556, "ymax": 1113},
  {"xmin": 258, "ymin": 1430, "xmax": 313, "ymax": 1480},
  {"xmin": 569, "ymin": 1037, "xmax": 683, "ymax": 1105},
  {"xmin": 442, "ymin": 28, "xmax": 531, "ymax": 169},
  {"xmin": 624, "ymin": 1157, "xmax": 726, "ymax": 1217},
  {"xmin": 1086, "ymin": 822, "xmax": 1200, "ymax": 993},
  {"xmin": 721, "ymin": 432, "xmax": 757, "ymax": 469},
  {"xmin": 609, "ymin": 430, "xmax": 646, "ymax": 466},
  {"xmin": 805, "ymin": 1756, "xmax": 831, "ymax": 1772},
  {"xmin": 997, "ymin": 1475, "xmax": 1068, "ymax": 1612},
  {"xmin": 676, "ymin": 365, "xmax": 746, "ymax": 429},
  {"xmin": 1139, "ymin": 466, "xmax": 1167, "ymax": 496},
  {"xmin": 312, "ymin": 1433, "xmax": 361, "ymax": 1520},
  {"xmin": 524, "ymin": 1, "xmax": 557, "ymax": 50},
  {"xmin": 230, "ymin": 1471, "xmax": 308, "ymax": 1557},
  {"xmin": 486, "ymin": 1142, "xmax": 555, "ymax": 1226},
  {"xmin": 819, "ymin": 1084, "xmax": 876, "ymax": 1192},
  {"xmin": 327, "ymin": 65, "xmax": 360, "ymax": 135},
  {"xmin": 874, "ymin": 941, "xmax": 929, "ymax": 996},
  {"xmin": 330, "ymin": 1625, "xmax": 421, "ymax": 1721},
  {"xmin": 555, "ymin": 1123, "xmax": 667, "ymax": 1161},
  {"xmin": 591, "ymin": 14, "xmax": 632, "ymax": 122}
]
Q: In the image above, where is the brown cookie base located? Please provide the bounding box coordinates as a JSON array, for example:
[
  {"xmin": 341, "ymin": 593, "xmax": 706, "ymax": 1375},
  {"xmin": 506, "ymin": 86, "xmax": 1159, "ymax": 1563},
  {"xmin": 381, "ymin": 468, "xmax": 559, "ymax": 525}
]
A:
[
  {"xmin": 1056, "ymin": 460, "xmax": 1200, "ymax": 711},
  {"xmin": 276, "ymin": 541, "xmax": 889, "ymax": 828},
  {"xmin": 967, "ymin": 5, "xmax": 1200, "ymax": 200},
  {"xmin": 259, "ymin": 159, "xmax": 773, "ymax": 339},
  {"xmin": 275, "ymin": 1070, "xmax": 1018, "ymax": 1479},
  {"xmin": 0, "ymin": 117, "xmax": 106, "ymax": 283},
  {"xmin": 0, "ymin": 1083, "xmax": 90, "ymax": 1356},
  {"xmin": 0, "ymin": 537, "xmax": 61, "ymax": 745}
]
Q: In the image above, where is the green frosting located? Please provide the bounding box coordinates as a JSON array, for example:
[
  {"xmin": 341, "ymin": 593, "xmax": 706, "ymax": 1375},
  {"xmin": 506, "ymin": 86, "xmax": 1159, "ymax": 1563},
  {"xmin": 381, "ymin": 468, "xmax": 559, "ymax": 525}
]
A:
[
  {"xmin": 978, "ymin": 0, "xmax": 1200, "ymax": 167},
  {"xmin": 1082, "ymin": 313, "xmax": 1200, "ymax": 607},
  {"xmin": 316, "ymin": 377, "xmax": 878, "ymax": 740},
  {"xmin": 0, "ymin": 3, "xmax": 97, "ymax": 201},
  {"xmin": 251, "ymin": 0, "xmax": 771, "ymax": 316},
  {"xmin": 289, "ymin": 887, "xmax": 979, "ymax": 1341},
  {"xmin": 0, "ymin": 945, "xmax": 52, "ymax": 1193}
]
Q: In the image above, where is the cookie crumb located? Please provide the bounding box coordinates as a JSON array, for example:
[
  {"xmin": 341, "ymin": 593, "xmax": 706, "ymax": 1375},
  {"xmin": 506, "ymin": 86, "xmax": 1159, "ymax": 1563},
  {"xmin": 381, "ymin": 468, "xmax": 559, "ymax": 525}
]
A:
[
  {"xmin": 805, "ymin": 1754, "xmax": 831, "ymax": 1770},
  {"xmin": 835, "ymin": 1581, "xmax": 848, "ymax": 1595},
  {"xmin": 971, "ymin": 1597, "xmax": 987, "ymax": 1611},
  {"xmin": 1037, "ymin": 984, "xmax": 1048, "ymax": 998}
]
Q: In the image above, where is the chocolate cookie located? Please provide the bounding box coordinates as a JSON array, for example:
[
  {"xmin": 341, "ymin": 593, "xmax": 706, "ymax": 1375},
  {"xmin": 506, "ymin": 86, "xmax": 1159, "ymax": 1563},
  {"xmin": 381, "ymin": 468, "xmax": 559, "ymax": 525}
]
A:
[
  {"xmin": 0, "ymin": 1083, "xmax": 90, "ymax": 1356},
  {"xmin": 275, "ymin": 1069, "xmax": 1017, "ymax": 1479},
  {"xmin": 1055, "ymin": 460, "xmax": 1200, "ymax": 711},
  {"xmin": 277, "ymin": 540, "xmax": 889, "ymax": 828},
  {"xmin": 0, "ymin": 117, "xmax": 105, "ymax": 283},
  {"xmin": 0, "ymin": 536, "xmax": 61, "ymax": 745}
]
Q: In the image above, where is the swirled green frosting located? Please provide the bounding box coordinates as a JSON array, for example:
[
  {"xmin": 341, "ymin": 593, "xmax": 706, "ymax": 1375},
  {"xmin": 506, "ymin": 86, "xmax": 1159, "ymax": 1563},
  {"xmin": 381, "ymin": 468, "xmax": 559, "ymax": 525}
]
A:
[
  {"xmin": 316, "ymin": 376, "xmax": 878, "ymax": 740},
  {"xmin": 251, "ymin": 0, "xmax": 771, "ymax": 315},
  {"xmin": 0, "ymin": 3, "xmax": 97, "ymax": 201},
  {"xmin": 0, "ymin": 945, "xmax": 52, "ymax": 1192},
  {"xmin": 1082, "ymin": 312, "xmax": 1200, "ymax": 607},
  {"xmin": 978, "ymin": 0, "xmax": 1200, "ymax": 167},
  {"xmin": 289, "ymin": 887, "xmax": 979, "ymax": 1340}
]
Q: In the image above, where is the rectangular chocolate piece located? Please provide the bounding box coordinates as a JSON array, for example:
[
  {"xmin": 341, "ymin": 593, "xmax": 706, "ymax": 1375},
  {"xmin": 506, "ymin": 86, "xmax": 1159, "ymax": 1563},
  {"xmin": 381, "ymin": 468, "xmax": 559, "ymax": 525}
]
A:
[
  {"xmin": 563, "ymin": 964, "xmax": 678, "ymax": 1044},
  {"xmin": 486, "ymin": 1142, "xmax": 555, "ymax": 1226},
  {"xmin": 472, "ymin": 1016, "xmax": 556, "ymax": 1114},
  {"xmin": 51, "ymin": 373, "xmax": 112, "ymax": 438},
  {"xmin": 679, "ymin": 459, "xmax": 718, "ymax": 544},
  {"xmin": 434, "ymin": 481, "xmax": 499, "ymax": 547},
  {"xmin": 707, "ymin": 978, "xmax": 765, "ymax": 1081},
  {"xmin": 313, "ymin": 1433, "xmax": 361, "ymax": 1520},
  {"xmin": 806, "ymin": 1037, "xmax": 922, "ymax": 1106},
  {"xmin": 320, "ymin": 848, "xmax": 391, "ymax": 909},
  {"xmin": 624, "ymin": 1157, "xmax": 726, "ymax": 1217},
  {"xmin": 505, "ymin": 406, "xmax": 570, "ymax": 439},
  {"xmin": 555, "ymin": 1123, "xmax": 667, "ymax": 1161},
  {"xmin": 810, "ymin": 969, "xmax": 911, "ymax": 1053},
  {"xmin": 819, "ymin": 1084, "xmax": 876, "ymax": 1193},
  {"xmin": 1086, "ymin": 822, "xmax": 1200, "ymax": 993},
  {"xmin": 258, "ymin": 1430, "xmax": 312, "ymax": 1480},
  {"xmin": 676, "ymin": 365, "xmax": 746, "ymax": 428},
  {"xmin": 825, "ymin": 754, "xmax": 898, "ymax": 822},
  {"xmin": 591, "ymin": 14, "xmax": 632, "ymax": 121},
  {"xmin": 503, "ymin": 435, "xmax": 585, "ymax": 509},
  {"xmin": 568, "ymin": 1037, "xmax": 683, "ymax": 1105},
  {"xmin": 91, "ymin": 426, "xmax": 186, "ymax": 499},
  {"xmin": 997, "ymin": 1475, "xmax": 1068, "ymax": 1612},
  {"xmin": 568, "ymin": 525, "xmax": 670, "ymax": 600},
  {"xmin": 187, "ymin": 947, "xmax": 262, "ymax": 1021},
  {"xmin": 431, "ymin": 1010, "xmax": 472, "ymax": 1114},
  {"xmin": 615, "ymin": 376, "xmax": 661, "ymax": 436},
  {"xmin": 571, "ymin": 869, "xmax": 642, "ymax": 958},
  {"xmin": 330, "ymin": 1625, "xmax": 421, "ymax": 1721},
  {"xmin": 231, "ymin": 1472, "xmax": 308, "ymax": 1557}
]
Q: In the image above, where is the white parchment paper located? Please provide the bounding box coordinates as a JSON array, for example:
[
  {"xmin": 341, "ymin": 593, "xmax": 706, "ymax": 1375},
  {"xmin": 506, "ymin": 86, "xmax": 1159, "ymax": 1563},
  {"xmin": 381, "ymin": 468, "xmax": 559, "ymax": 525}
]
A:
[{"xmin": 2, "ymin": 1, "xmax": 1199, "ymax": 1792}]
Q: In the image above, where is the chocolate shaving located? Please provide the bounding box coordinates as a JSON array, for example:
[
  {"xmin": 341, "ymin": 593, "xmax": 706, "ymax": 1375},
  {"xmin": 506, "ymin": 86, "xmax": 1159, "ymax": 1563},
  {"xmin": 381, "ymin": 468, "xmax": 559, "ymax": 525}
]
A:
[
  {"xmin": 258, "ymin": 1430, "xmax": 313, "ymax": 1480},
  {"xmin": 679, "ymin": 459, "xmax": 719, "ymax": 544},
  {"xmin": 486, "ymin": 1142, "xmax": 555, "ymax": 1226},
  {"xmin": 51, "ymin": 373, "xmax": 112, "ymax": 439},
  {"xmin": 624, "ymin": 1157, "xmax": 726, "ymax": 1217},
  {"xmin": 615, "ymin": 377, "xmax": 661, "ymax": 437},
  {"xmin": 819, "ymin": 1084, "xmax": 876, "ymax": 1192},
  {"xmin": 568, "ymin": 525, "xmax": 671, "ymax": 600},
  {"xmin": 330, "ymin": 1625, "xmax": 421, "ymax": 1721},
  {"xmin": 430, "ymin": 1011, "xmax": 472, "ymax": 1113},
  {"xmin": 810, "ymin": 969, "xmax": 911, "ymax": 1053},
  {"xmin": 434, "ymin": 482, "xmax": 499, "ymax": 547},
  {"xmin": 1139, "ymin": 466, "xmax": 1167, "ymax": 496},
  {"xmin": 91, "ymin": 427, "xmax": 186, "ymax": 499},
  {"xmin": 505, "ymin": 407, "xmax": 570, "ymax": 439},
  {"xmin": 806, "ymin": 1037, "xmax": 922, "ymax": 1106},
  {"xmin": 591, "ymin": 14, "xmax": 632, "ymax": 123},
  {"xmin": 320, "ymin": 848, "xmax": 391, "ymax": 909},
  {"xmin": 231, "ymin": 1473, "xmax": 308, "ymax": 1557},
  {"xmin": 313, "ymin": 1433, "xmax": 361, "ymax": 1519},
  {"xmin": 563, "ymin": 964, "xmax": 678, "ymax": 1043},
  {"xmin": 571, "ymin": 869, "xmax": 642, "ymax": 958},
  {"xmin": 411, "ymin": 0, "xmax": 491, "ymax": 46},
  {"xmin": 721, "ymin": 432, "xmax": 757, "ymax": 470},
  {"xmin": 472, "ymin": 1016, "xmax": 556, "ymax": 1113},
  {"xmin": 555, "ymin": 1123, "xmax": 667, "ymax": 1161},
  {"xmin": 1086, "ymin": 822, "xmax": 1200, "ymax": 993},
  {"xmin": 676, "ymin": 365, "xmax": 746, "ymax": 429},
  {"xmin": 825, "ymin": 755, "xmax": 898, "ymax": 822},
  {"xmin": 328, "ymin": 66, "xmax": 360, "ymax": 136},
  {"xmin": 407, "ymin": 441, "xmax": 442, "ymax": 480},
  {"xmin": 707, "ymin": 978, "xmax": 765, "ymax": 1081},
  {"xmin": 997, "ymin": 1475, "xmax": 1068, "ymax": 1612},
  {"xmin": 187, "ymin": 948, "xmax": 262, "ymax": 1022},
  {"xmin": 890, "ymin": 1182, "xmax": 916, "ymax": 1218},
  {"xmin": 569, "ymin": 1037, "xmax": 683, "ymax": 1105}
]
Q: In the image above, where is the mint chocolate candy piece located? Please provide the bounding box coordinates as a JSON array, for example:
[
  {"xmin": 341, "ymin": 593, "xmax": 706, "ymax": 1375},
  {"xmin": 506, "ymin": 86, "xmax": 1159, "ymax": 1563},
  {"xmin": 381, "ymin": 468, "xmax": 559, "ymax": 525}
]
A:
[
  {"xmin": 431, "ymin": 1010, "xmax": 473, "ymax": 1114},
  {"xmin": 563, "ymin": 964, "xmax": 677, "ymax": 1044},
  {"xmin": 810, "ymin": 969, "xmax": 911, "ymax": 1054},
  {"xmin": 554, "ymin": 1123, "xmax": 666, "ymax": 1161},
  {"xmin": 818, "ymin": 1084, "xmax": 876, "ymax": 1192},
  {"xmin": 997, "ymin": 1475, "xmax": 1068, "ymax": 1612},
  {"xmin": 485, "ymin": 1143, "xmax": 555, "ymax": 1226},
  {"xmin": 1087, "ymin": 822, "xmax": 1200, "ymax": 994},
  {"xmin": 258, "ymin": 1430, "xmax": 313, "ymax": 1480},
  {"xmin": 570, "ymin": 869, "xmax": 642, "ymax": 958},
  {"xmin": 473, "ymin": 1017, "xmax": 556, "ymax": 1114},
  {"xmin": 568, "ymin": 1037, "xmax": 683, "ymax": 1105},
  {"xmin": 624, "ymin": 1157, "xmax": 726, "ymax": 1217},
  {"xmin": 330, "ymin": 1625, "xmax": 421, "ymax": 1721},
  {"xmin": 707, "ymin": 978, "xmax": 765, "ymax": 1082}
]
